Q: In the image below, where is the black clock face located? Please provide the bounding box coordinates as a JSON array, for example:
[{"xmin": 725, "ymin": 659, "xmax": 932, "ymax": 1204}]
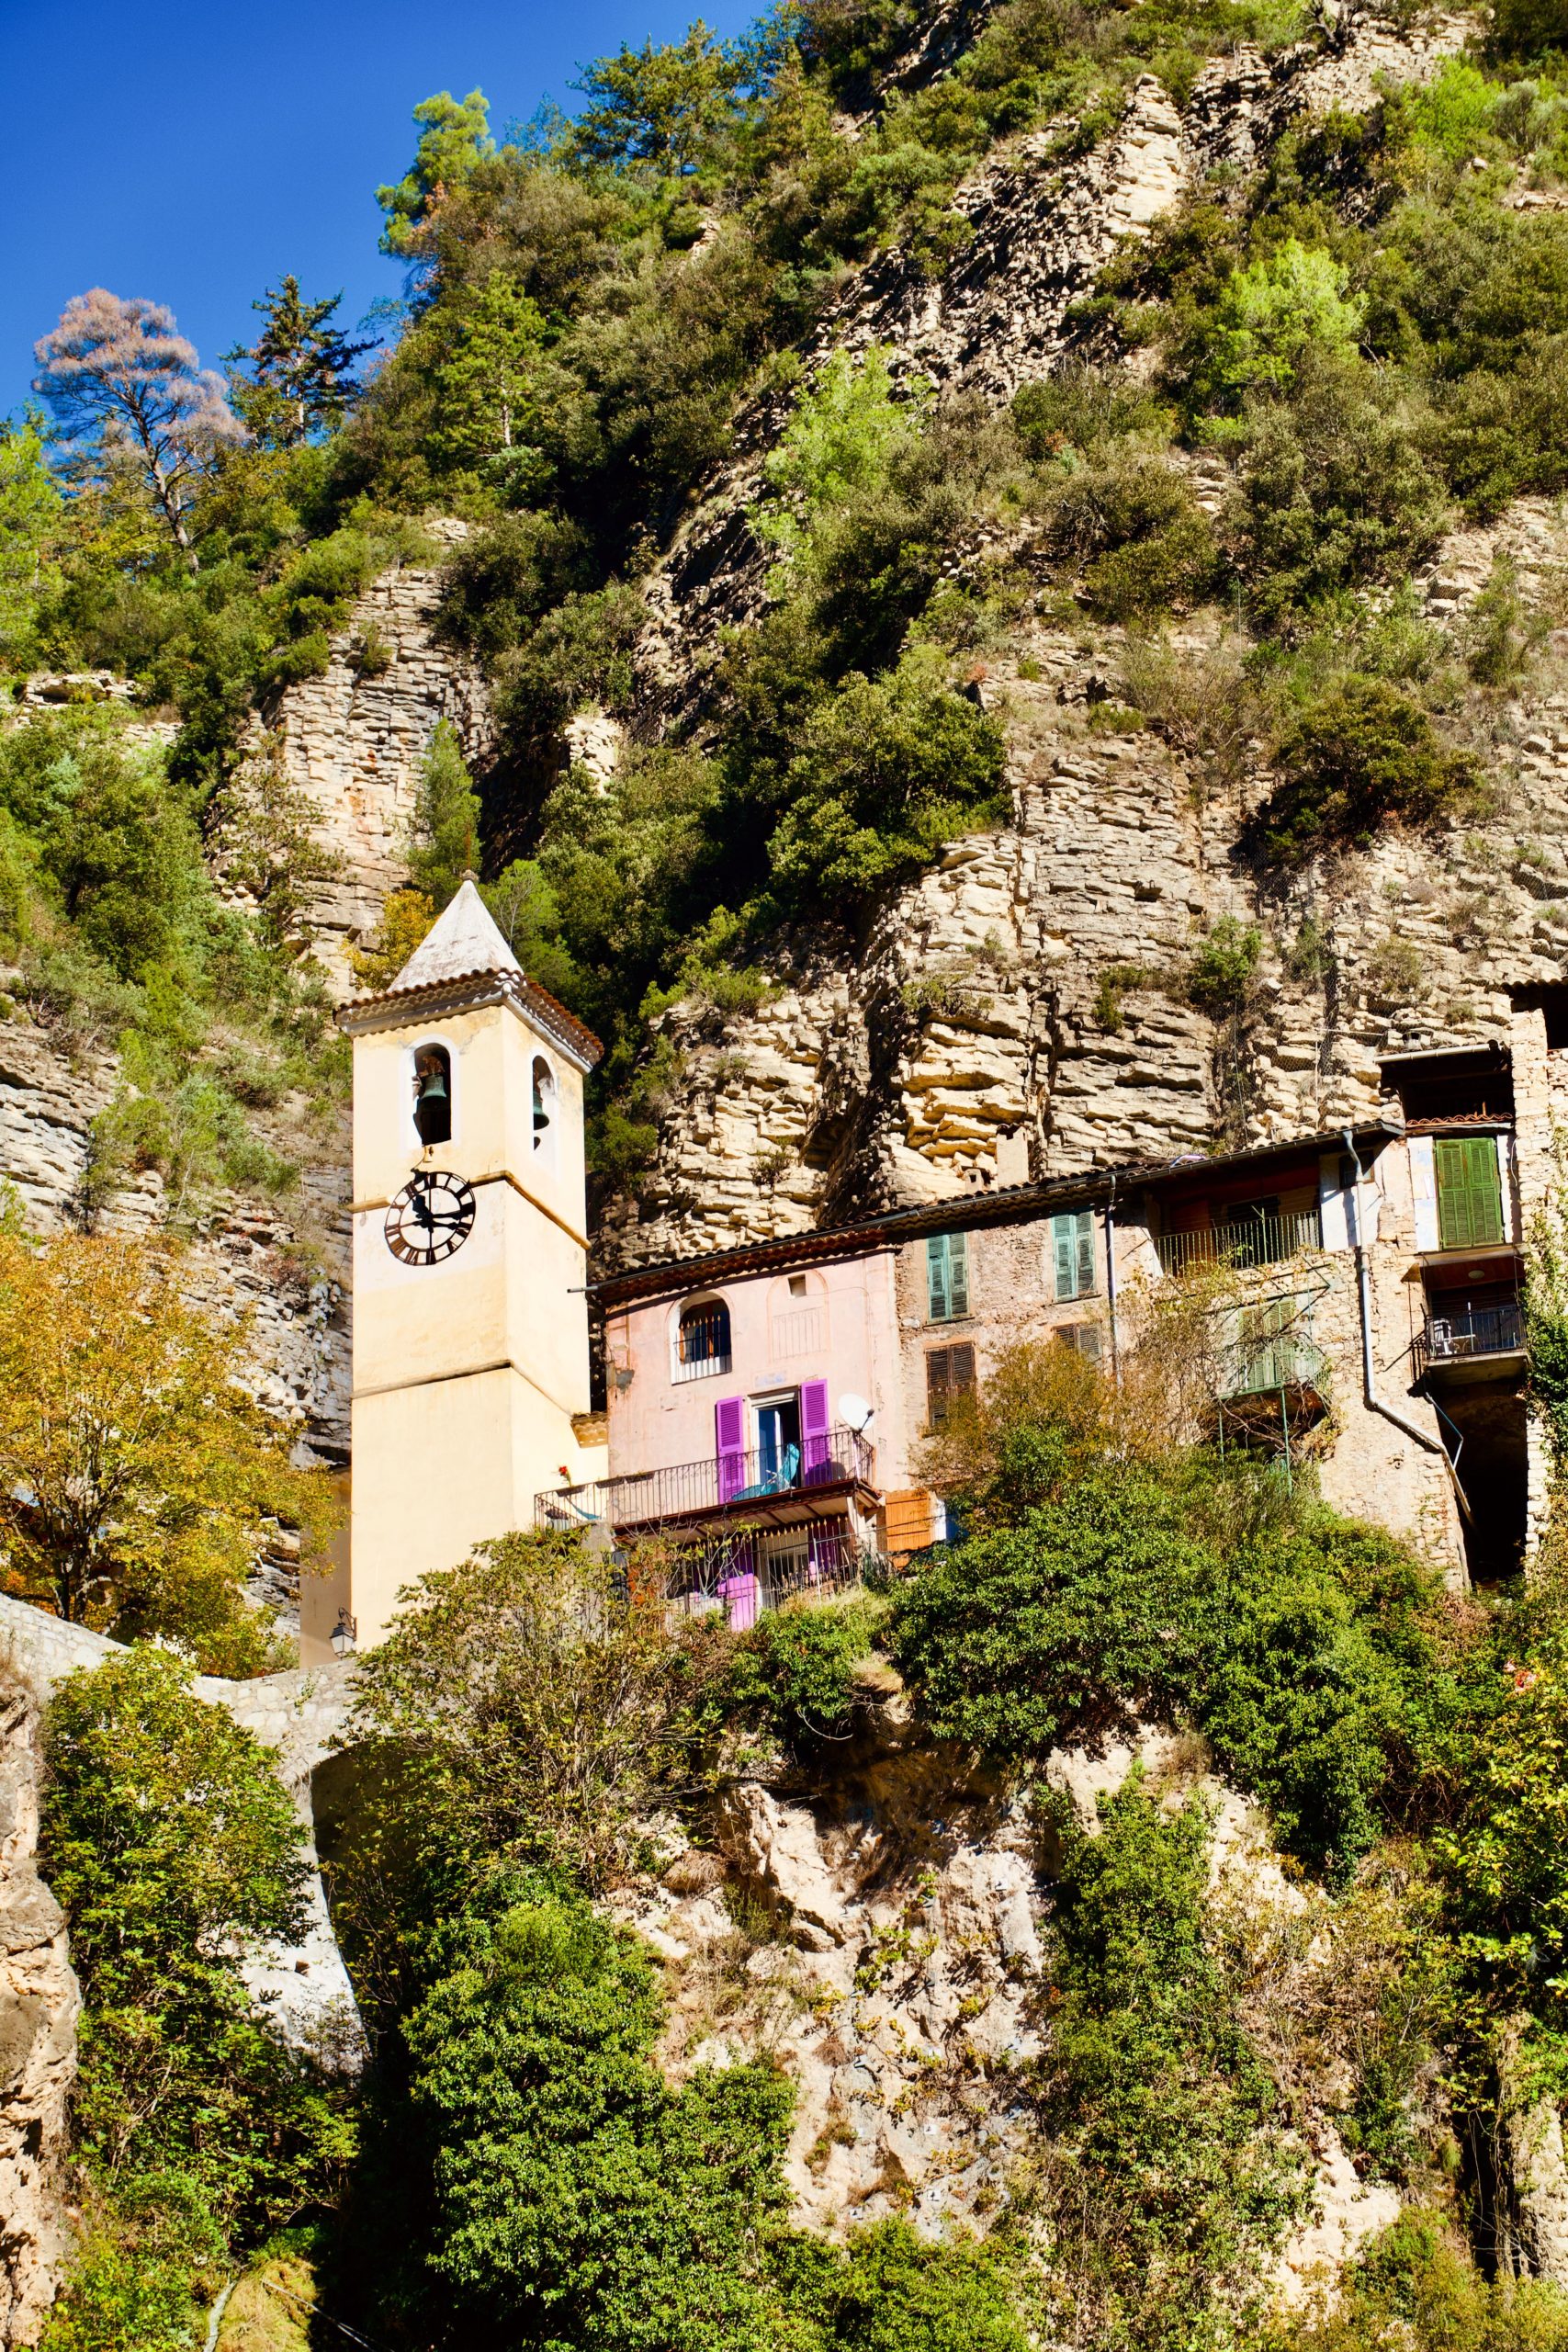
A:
[{"xmin": 385, "ymin": 1170, "xmax": 477, "ymax": 1265}]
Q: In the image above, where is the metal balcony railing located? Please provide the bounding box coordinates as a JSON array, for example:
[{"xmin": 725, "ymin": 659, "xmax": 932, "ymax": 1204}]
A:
[
  {"xmin": 536, "ymin": 1424, "xmax": 876, "ymax": 1534},
  {"xmin": 1416, "ymin": 1301, "xmax": 1525, "ymax": 1375},
  {"xmin": 1157, "ymin": 1208, "xmax": 1323, "ymax": 1277}
]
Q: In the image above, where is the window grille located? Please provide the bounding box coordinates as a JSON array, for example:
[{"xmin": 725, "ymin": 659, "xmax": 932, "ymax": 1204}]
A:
[{"xmin": 675, "ymin": 1299, "xmax": 732, "ymax": 1382}]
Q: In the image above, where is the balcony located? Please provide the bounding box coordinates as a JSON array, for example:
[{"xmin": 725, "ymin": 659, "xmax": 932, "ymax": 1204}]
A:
[
  {"xmin": 1158, "ymin": 1208, "xmax": 1323, "ymax": 1277},
  {"xmin": 536, "ymin": 1424, "xmax": 877, "ymax": 1537},
  {"xmin": 1415, "ymin": 1300, "xmax": 1526, "ymax": 1379}
]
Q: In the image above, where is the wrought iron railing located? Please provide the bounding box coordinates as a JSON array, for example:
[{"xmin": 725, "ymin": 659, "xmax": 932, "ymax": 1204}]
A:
[
  {"xmin": 1158, "ymin": 1208, "xmax": 1323, "ymax": 1276},
  {"xmin": 1416, "ymin": 1301, "xmax": 1525, "ymax": 1374},
  {"xmin": 658, "ymin": 1519, "xmax": 868, "ymax": 1627},
  {"xmin": 536, "ymin": 1424, "xmax": 876, "ymax": 1534}
]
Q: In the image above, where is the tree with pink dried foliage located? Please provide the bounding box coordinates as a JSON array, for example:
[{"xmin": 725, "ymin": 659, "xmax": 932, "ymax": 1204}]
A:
[{"xmin": 33, "ymin": 289, "xmax": 243, "ymax": 573}]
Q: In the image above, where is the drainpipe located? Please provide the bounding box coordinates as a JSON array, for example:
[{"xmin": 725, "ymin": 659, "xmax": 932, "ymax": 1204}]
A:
[
  {"xmin": 1105, "ymin": 1175, "xmax": 1121, "ymax": 1387},
  {"xmin": 1341, "ymin": 1129, "xmax": 1445, "ymax": 1459}
]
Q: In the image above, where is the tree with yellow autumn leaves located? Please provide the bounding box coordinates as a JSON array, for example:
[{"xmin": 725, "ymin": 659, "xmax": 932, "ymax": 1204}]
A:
[{"xmin": 0, "ymin": 1227, "xmax": 333, "ymax": 1675}]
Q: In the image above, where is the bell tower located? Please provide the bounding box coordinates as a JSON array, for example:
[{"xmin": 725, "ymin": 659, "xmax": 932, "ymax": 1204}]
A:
[{"xmin": 331, "ymin": 879, "xmax": 604, "ymax": 1647}]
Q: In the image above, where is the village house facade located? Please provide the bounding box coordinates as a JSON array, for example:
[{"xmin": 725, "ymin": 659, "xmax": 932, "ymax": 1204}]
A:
[{"xmin": 538, "ymin": 1002, "xmax": 1568, "ymax": 1618}]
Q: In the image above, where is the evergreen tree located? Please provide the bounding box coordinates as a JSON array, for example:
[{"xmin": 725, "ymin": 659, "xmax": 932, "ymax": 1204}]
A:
[
  {"xmin": 377, "ymin": 89, "xmax": 493, "ymax": 260},
  {"xmin": 225, "ymin": 276, "xmax": 376, "ymax": 447},
  {"xmin": 408, "ymin": 718, "xmax": 482, "ymax": 909},
  {"xmin": 0, "ymin": 411, "xmax": 61, "ymax": 663},
  {"xmin": 570, "ymin": 22, "xmax": 751, "ymax": 177},
  {"xmin": 432, "ymin": 271, "xmax": 548, "ymax": 478},
  {"xmin": 32, "ymin": 289, "xmax": 241, "ymax": 571}
]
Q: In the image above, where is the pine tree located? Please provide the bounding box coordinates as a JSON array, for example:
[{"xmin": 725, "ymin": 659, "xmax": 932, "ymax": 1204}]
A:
[
  {"xmin": 432, "ymin": 271, "xmax": 548, "ymax": 474},
  {"xmin": 225, "ymin": 276, "xmax": 377, "ymax": 448},
  {"xmin": 408, "ymin": 719, "xmax": 482, "ymax": 910},
  {"xmin": 33, "ymin": 290, "xmax": 242, "ymax": 571}
]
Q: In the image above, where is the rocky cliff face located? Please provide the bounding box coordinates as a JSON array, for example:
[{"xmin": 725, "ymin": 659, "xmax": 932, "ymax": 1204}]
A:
[
  {"xmin": 606, "ymin": 496, "xmax": 1568, "ymax": 1267},
  {"xmin": 230, "ymin": 520, "xmax": 492, "ymax": 1000},
  {"xmin": 0, "ymin": 1683, "xmax": 78, "ymax": 2349},
  {"xmin": 637, "ymin": 8, "xmax": 1472, "ymax": 722},
  {"xmin": 616, "ymin": 1688, "xmax": 1402, "ymax": 2292},
  {"xmin": 589, "ymin": 2, "xmax": 1568, "ymax": 1271}
]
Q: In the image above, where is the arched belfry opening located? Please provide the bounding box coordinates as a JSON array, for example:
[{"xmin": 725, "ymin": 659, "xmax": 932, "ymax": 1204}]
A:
[
  {"xmin": 413, "ymin": 1044, "xmax": 452, "ymax": 1148},
  {"xmin": 532, "ymin": 1054, "xmax": 557, "ymax": 1168}
]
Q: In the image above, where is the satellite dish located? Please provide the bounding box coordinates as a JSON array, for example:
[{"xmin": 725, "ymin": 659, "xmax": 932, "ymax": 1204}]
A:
[{"xmin": 839, "ymin": 1392, "xmax": 874, "ymax": 1433}]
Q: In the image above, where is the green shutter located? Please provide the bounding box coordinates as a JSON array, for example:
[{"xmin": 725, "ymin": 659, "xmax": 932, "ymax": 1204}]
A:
[
  {"xmin": 927, "ymin": 1236, "xmax": 949, "ymax": 1321},
  {"xmin": 1436, "ymin": 1137, "xmax": 1504, "ymax": 1250},
  {"xmin": 928, "ymin": 1233, "xmax": 969, "ymax": 1320},
  {"xmin": 949, "ymin": 1232, "xmax": 969, "ymax": 1317},
  {"xmin": 1053, "ymin": 1212, "xmax": 1094, "ymax": 1300},
  {"xmin": 1076, "ymin": 1210, "xmax": 1096, "ymax": 1298}
]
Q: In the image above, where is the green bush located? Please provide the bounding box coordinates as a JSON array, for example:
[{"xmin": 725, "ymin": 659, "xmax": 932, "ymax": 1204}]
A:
[
  {"xmin": 405, "ymin": 1883, "xmax": 795, "ymax": 2346},
  {"xmin": 1258, "ymin": 675, "xmax": 1478, "ymax": 860},
  {"xmin": 1186, "ymin": 917, "xmax": 1261, "ymax": 1017},
  {"xmin": 1032, "ymin": 1776, "xmax": 1306, "ymax": 2352},
  {"xmin": 1190, "ymin": 238, "xmax": 1366, "ymax": 406},
  {"xmin": 764, "ymin": 649, "xmax": 1005, "ymax": 910},
  {"xmin": 724, "ymin": 1593, "xmax": 888, "ymax": 1746},
  {"xmin": 1268, "ymin": 2209, "xmax": 1568, "ymax": 2349},
  {"xmin": 1231, "ymin": 357, "xmax": 1448, "ymax": 623},
  {"xmin": 892, "ymin": 1431, "xmax": 1456, "ymax": 1876},
  {"xmin": 41, "ymin": 1650, "xmax": 353, "ymax": 2272},
  {"xmin": 1044, "ymin": 450, "xmax": 1219, "ymax": 618}
]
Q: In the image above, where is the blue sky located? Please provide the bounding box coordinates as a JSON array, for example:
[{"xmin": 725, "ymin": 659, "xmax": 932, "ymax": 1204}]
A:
[{"xmin": 3, "ymin": 0, "xmax": 756, "ymax": 416}]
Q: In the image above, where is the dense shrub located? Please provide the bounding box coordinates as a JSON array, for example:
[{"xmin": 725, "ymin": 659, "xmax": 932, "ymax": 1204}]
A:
[
  {"xmin": 723, "ymin": 1592, "xmax": 889, "ymax": 1745},
  {"xmin": 1032, "ymin": 1777, "xmax": 1306, "ymax": 2350},
  {"xmin": 1257, "ymin": 675, "xmax": 1479, "ymax": 860},
  {"xmin": 41, "ymin": 1651, "xmax": 354, "ymax": 2238},
  {"xmin": 1230, "ymin": 359, "xmax": 1448, "ymax": 625},
  {"xmin": 1043, "ymin": 450, "xmax": 1219, "ymax": 618},
  {"xmin": 893, "ymin": 1394, "xmax": 1458, "ymax": 1877},
  {"xmin": 405, "ymin": 1883, "xmax": 794, "ymax": 2347}
]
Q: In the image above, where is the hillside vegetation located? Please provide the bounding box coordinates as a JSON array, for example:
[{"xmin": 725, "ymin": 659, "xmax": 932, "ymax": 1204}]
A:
[
  {"xmin": 8, "ymin": 0, "xmax": 1568, "ymax": 1185},
  {"xmin": 12, "ymin": 0, "xmax": 1568, "ymax": 2342}
]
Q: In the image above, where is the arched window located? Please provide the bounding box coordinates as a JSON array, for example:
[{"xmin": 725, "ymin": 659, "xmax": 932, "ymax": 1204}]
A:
[
  {"xmin": 532, "ymin": 1055, "xmax": 558, "ymax": 1169},
  {"xmin": 675, "ymin": 1295, "xmax": 732, "ymax": 1383},
  {"xmin": 412, "ymin": 1044, "xmax": 452, "ymax": 1148}
]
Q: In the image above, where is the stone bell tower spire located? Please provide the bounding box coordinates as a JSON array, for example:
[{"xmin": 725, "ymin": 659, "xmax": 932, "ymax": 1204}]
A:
[{"xmin": 321, "ymin": 879, "xmax": 604, "ymax": 1650}]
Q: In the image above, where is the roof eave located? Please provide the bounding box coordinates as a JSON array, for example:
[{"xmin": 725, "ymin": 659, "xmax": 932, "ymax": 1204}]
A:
[{"xmin": 336, "ymin": 968, "xmax": 604, "ymax": 1071}]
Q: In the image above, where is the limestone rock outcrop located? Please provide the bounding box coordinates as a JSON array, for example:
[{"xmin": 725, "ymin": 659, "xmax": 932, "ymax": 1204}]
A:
[
  {"xmin": 0, "ymin": 1685, "xmax": 78, "ymax": 2349},
  {"xmin": 223, "ymin": 519, "xmax": 493, "ymax": 1000}
]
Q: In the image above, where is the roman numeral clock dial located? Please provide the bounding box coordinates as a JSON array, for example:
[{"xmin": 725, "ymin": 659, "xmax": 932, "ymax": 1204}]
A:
[{"xmin": 385, "ymin": 1170, "xmax": 477, "ymax": 1265}]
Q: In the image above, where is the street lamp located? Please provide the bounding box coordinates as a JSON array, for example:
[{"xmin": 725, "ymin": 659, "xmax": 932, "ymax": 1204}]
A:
[{"xmin": 331, "ymin": 1609, "xmax": 357, "ymax": 1660}]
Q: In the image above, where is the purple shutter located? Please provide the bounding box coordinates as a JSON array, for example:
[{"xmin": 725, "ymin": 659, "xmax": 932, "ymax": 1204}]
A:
[
  {"xmin": 716, "ymin": 1396, "xmax": 746, "ymax": 1503},
  {"xmin": 801, "ymin": 1378, "xmax": 831, "ymax": 1485}
]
